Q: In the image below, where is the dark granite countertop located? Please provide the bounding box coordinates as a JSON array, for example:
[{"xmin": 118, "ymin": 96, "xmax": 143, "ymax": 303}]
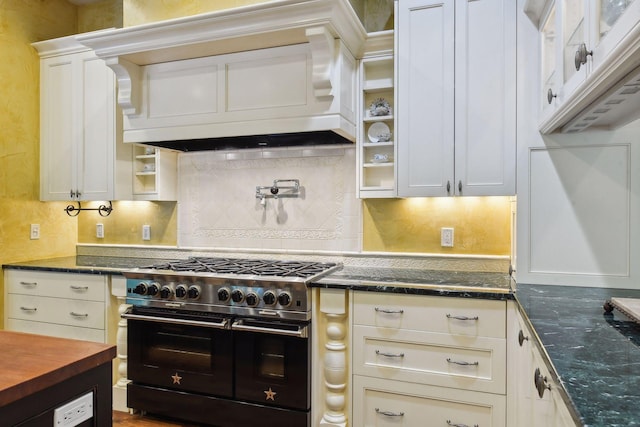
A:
[
  {"xmin": 516, "ymin": 284, "xmax": 640, "ymax": 427},
  {"xmin": 2, "ymin": 256, "xmax": 165, "ymax": 275},
  {"xmin": 315, "ymin": 266, "xmax": 515, "ymax": 300}
]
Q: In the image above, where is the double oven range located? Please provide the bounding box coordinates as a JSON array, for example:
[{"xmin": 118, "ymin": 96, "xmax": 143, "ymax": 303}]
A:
[{"xmin": 122, "ymin": 257, "xmax": 340, "ymax": 427}]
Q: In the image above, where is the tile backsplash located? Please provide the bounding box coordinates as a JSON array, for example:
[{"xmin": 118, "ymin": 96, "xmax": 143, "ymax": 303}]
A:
[{"xmin": 178, "ymin": 145, "xmax": 361, "ymax": 252}]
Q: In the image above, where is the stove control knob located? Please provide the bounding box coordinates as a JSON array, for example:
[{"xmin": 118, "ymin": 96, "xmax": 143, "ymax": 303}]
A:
[
  {"xmin": 218, "ymin": 288, "xmax": 230, "ymax": 302},
  {"xmin": 147, "ymin": 283, "xmax": 159, "ymax": 296},
  {"xmin": 175, "ymin": 285, "xmax": 187, "ymax": 299},
  {"xmin": 278, "ymin": 292, "xmax": 292, "ymax": 307},
  {"xmin": 133, "ymin": 283, "xmax": 148, "ymax": 295},
  {"xmin": 188, "ymin": 286, "xmax": 201, "ymax": 300},
  {"xmin": 263, "ymin": 291, "xmax": 277, "ymax": 306},
  {"xmin": 160, "ymin": 286, "xmax": 173, "ymax": 299},
  {"xmin": 231, "ymin": 289, "xmax": 245, "ymax": 303},
  {"xmin": 246, "ymin": 292, "xmax": 259, "ymax": 307}
]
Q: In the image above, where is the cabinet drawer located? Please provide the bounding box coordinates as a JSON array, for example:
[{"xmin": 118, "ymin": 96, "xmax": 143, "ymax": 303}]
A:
[
  {"xmin": 353, "ymin": 325, "xmax": 506, "ymax": 394},
  {"xmin": 5, "ymin": 319, "xmax": 106, "ymax": 343},
  {"xmin": 5, "ymin": 270, "xmax": 106, "ymax": 301},
  {"xmin": 353, "ymin": 292, "xmax": 506, "ymax": 338},
  {"xmin": 353, "ymin": 375, "xmax": 506, "ymax": 427},
  {"xmin": 7, "ymin": 294, "xmax": 105, "ymax": 329}
]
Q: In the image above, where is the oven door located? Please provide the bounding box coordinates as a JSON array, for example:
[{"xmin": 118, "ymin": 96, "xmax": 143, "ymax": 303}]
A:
[
  {"xmin": 124, "ymin": 306, "xmax": 234, "ymax": 397},
  {"xmin": 233, "ymin": 318, "xmax": 310, "ymax": 411}
]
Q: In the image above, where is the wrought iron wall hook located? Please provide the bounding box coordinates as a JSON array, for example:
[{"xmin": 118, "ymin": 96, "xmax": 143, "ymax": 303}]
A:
[{"xmin": 64, "ymin": 201, "xmax": 113, "ymax": 217}]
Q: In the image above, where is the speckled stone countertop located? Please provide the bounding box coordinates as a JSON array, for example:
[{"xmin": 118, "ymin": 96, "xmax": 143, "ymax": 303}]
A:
[
  {"xmin": 516, "ymin": 284, "xmax": 640, "ymax": 427},
  {"xmin": 314, "ymin": 266, "xmax": 515, "ymax": 300},
  {"xmin": 2, "ymin": 256, "xmax": 164, "ymax": 275}
]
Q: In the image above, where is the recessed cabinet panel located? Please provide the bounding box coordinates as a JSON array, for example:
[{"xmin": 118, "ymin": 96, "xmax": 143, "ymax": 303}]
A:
[
  {"xmin": 397, "ymin": 0, "xmax": 455, "ymax": 197},
  {"xmin": 227, "ymin": 54, "xmax": 307, "ymax": 111},
  {"xmin": 529, "ymin": 144, "xmax": 630, "ymax": 275},
  {"xmin": 147, "ymin": 58, "xmax": 219, "ymax": 118},
  {"xmin": 42, "ymin": 60, "xmax": 75, "ymax": 199},
  {"xmin": 455, "ymin": 0, "xmax": 516, "ymax": 194},
  {"xmin": 82, "ymin": 55, "xmax": 115, "ymax": 200}
]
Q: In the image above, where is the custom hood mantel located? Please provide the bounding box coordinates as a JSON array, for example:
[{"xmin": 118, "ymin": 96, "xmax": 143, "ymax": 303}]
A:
[{"xmin": 77, "ymin": 0, "xmax": 367, "ymax": 150}]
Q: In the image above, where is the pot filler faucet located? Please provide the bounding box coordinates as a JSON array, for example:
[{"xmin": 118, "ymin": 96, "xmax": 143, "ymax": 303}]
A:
[{"xmin": 256, "ymin": 179, "xmax": 300, "ymax": 206}]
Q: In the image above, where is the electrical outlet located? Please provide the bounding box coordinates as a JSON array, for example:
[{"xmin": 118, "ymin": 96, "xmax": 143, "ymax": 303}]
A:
[
  {"xmin": 53, "ymin": 391, "xmax": 93, "ymax": 426},
  {"xmin": 441, "ymin": 227, "xmax": 454, "ymax": 247},
  {"xmin": 142, "ymin": 224, "xmax": 151, "ymax": 241},
  {"xmin": 30, "ymin": 224, "xmax": 40, "ymax": 240},
  {"xmin": 96, "ymin": 223, "xmax": 104, "ymax": 239}
]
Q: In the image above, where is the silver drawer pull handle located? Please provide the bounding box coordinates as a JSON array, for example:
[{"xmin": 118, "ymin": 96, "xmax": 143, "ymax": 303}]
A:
[
  {"xmin": 446, "ymin": 358, "xmax": 479, "ymax": 366},
  {"xmin": 376, "ymin": 350, "xmax": 405, "ymax": 358},
  {"xmin": 20, "ymin": 306, "xmax": 37, "ymax": 312},
  {"xmin": 19, "ymin": 281, "xmax": 37, "ymax": 287},
  {"xmin": 375, "ymin": 408, "xmax": 404, "ymax": 417},
  {"xmin": 70, "ymin": 312, "xmax": 89, "ymax": 318},
  {"xmin": 447, "ymin": 420, "xmax": 478, "ymax": 427},
  {"xmin": 70, "ymin": 285, "xmax": 89, "ymax": 291},
  {"xmin": 446, "ymin": 314, "xmax": 479, "ymax": 321},
  {"xmin": 375, "ymin": 307, "xmax": 404, "ymax": 314}
]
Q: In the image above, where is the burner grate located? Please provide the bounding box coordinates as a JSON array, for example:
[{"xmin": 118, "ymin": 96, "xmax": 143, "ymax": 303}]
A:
[{"xmin": 143, "ymin": 257, "xmax": 337, "ymax": 278}]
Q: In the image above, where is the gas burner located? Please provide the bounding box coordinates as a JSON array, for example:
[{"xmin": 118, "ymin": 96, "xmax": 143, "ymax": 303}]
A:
[{"xmin": 140, "ymin": 257, "xmax": 338, "ymax": 279}]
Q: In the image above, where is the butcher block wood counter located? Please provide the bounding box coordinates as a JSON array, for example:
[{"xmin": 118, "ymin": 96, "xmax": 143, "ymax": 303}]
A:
[{"xmin": 0, "ymin": 330, "xmax": 116, "ymax": 426}]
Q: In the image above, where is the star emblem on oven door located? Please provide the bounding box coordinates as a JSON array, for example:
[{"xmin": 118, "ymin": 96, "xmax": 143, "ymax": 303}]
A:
[
  {"xmin": 264, "ymin": 387, "xmax": 277, "ymax": 401},
  {"xmin": 171, "ymin": 373, "xmax": 182, "ymax": 385}
]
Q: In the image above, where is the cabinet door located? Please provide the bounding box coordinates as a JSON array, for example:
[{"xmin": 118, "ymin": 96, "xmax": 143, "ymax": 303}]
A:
[
  {"xmin": 40, "ymin": 55, "xmax": 76, "ymax": 201},
  {"xmin": 454, "ymin": 0, "xmax": 516, "ymax": 196},
  {"xmin": 397, "ymin": 0, "xmax": 455, "ymax": 197},
  {"xmin": 79, "ymin": 53, "xmax": 116, "ymax": 201}
]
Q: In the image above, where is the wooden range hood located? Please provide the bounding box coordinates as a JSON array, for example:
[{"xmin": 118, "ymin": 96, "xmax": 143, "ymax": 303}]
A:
[{"xmin": 77, "ymin": 0, "xmax": 367, "ymax": 149}]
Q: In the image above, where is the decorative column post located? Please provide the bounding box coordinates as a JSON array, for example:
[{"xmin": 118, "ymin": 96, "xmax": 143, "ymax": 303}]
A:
[
  {"xmin": 111, "ymin": 276, "xmax": 131, "ymax": 412},
  {"xmin": 318, "ymin": 288, "xmax": 348, "ymax": 427}
]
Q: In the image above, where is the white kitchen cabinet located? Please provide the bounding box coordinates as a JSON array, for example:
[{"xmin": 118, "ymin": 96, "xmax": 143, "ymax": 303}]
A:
[
  {"xmin": 4, "ymin": 270, "xmax": 111, "ymax": 343},
  {"xmin": 506, "ymin": 301, "xmax": 579, "ymax": 427},
  {"xmin": 396, "ymin": 0, "xmax": 516, "ymax": 197},
  {"xmin": 358, "ymin": 31, "xmax": 396, "ymax": 198},
  {"xmin": 132, "ymin": 145, "xmax": 177, "ymax": 201},
  {"xmin": 352, "ymin": 291, "xmax": 508, "ymax": 426},
  {"xmin": 34, "ymin": 34, "xmax": 132, "ymax": 202},
  {"xmin": 526, "ymin": 0, "xmax": 640, "ymax": 133}
]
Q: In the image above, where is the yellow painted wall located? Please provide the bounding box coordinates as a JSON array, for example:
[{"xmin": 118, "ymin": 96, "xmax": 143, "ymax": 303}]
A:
[
  {"xmin": 363, "ymin": 197, "xmax": 512, "ymax": 255},
  {"xmin": 0, "ymin": 0, "xmax": 80, "ymax": 328},
  {"xmin": 77, "ymin": 201, "xmax": 178, "ymax": 245}
]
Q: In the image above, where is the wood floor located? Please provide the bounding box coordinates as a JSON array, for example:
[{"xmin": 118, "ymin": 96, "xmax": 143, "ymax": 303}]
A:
[{"xmin": 112, "ymin": 410, "xmax": 202, "ymax": 426}]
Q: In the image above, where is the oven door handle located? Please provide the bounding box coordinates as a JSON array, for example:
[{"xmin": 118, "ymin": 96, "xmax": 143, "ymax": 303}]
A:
[
  {"xmin": 231, "ymin": 320, "xmax": 308, "ymax": 338},
  {"xmin": 121, "ymin": 310, "xmax": 229, "ymax": 330}
]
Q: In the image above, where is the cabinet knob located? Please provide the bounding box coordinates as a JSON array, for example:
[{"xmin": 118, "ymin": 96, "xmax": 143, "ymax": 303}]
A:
[
  {"xmin": 458, "ymin": 180, "xmax": 462, "ymax": 193},
  {"xmin": 534, "ymin": 367, "xmax": 552, "ymax": 398},
  {"xmin": 547, "ymin": 88, "xmax": 557, "ymax": 104},
  {"xmin": 447, "ymin": 180, "xmax": 451, "ymax": 193},
  {"xmin": 447, "ymin": 421, "xmax": 479, "ymax": 427},
  {"xmin": 518, "ymin": 329, "xmax": 529, "ymax": 346},
  {"xmin": 574, "ymin": 43, "xmax": 593, "ymax": 71}
]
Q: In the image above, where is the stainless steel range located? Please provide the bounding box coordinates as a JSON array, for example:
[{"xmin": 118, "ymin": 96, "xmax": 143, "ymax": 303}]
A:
[{"xmin": 122, "ymin": 256, "xmax": 341, "ymax": 427}]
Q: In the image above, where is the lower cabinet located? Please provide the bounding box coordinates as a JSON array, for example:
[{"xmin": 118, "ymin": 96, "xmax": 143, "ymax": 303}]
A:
[
  {"xmin": 352, "ymin": 291, "xmax": 507, "ymax": 426},
  {"xmin": 354, "ymin": 375, "xmax": 506, "ymax": 427},
  {"xmin": 4, "ymin": 270, "xmax": 111, "ymax": 343},
  {"xmin": 507, "ymin": 301, "xmax": 579, "ymax": 427}
]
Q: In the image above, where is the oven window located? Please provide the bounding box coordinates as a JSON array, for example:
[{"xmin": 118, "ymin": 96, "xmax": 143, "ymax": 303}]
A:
[
  {"xmin": 144, "ymin": 325, "xmax": 212, "ymax": 372},
  {"xmin": 257, "ymin": 336, "xmax": 286, "ymax": 379}
]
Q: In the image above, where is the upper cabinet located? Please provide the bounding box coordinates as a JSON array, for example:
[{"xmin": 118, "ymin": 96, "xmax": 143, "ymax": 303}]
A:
[
  {"xmin": 396, "ymin": 0, "xmax": 516, "ymax": 197},
  {"xmin": 526, "ymin": 0, "xmax": 640, "ymax": 133},
  {"xmin": 34, "ymin": 35, "xmax": 132, "ymax": 202}
]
